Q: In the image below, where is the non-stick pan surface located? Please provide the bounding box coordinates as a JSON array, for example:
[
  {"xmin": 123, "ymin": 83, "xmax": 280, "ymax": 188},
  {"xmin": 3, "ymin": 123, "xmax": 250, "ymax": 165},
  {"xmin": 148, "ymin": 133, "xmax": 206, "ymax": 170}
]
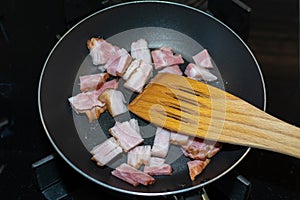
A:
[{"xmin": 38, "ymin": 1, "xmax": 266, "ymax": 196}]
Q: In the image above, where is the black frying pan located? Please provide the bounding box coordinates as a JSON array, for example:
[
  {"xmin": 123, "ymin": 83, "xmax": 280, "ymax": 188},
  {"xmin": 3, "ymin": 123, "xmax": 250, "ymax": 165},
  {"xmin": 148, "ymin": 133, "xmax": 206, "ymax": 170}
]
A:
[{"xmin": 38, "ymin": 1, "xmax": 266, "ymax": 197}]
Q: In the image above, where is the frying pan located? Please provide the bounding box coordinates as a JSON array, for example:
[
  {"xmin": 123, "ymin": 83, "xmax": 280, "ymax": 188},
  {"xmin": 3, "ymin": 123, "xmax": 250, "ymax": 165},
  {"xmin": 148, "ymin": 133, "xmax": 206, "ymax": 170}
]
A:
[{"xmin": 38, "ymin": 1, "xmax": 266, "ymax": 197}]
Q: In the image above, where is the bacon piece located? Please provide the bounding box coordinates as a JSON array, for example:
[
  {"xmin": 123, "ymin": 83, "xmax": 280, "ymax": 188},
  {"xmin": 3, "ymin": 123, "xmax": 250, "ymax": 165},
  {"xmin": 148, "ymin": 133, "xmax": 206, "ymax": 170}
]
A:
[
  {"xmin": 187, "ymin": 159, "xmax": 210, "ymax": 181},
  {"xmin": 151, "ymin": 47, "xmax": 184, "ymax": 69},
  {"xmin": 151, "ymin": 127, "xmax": 171, "ymax": 158},
  {"xmin": 169, "ymin": 132, "xmax": 189, "ymax": 146},
  {"xmin": 84, "ymin": 106, "xmax": 107, "ymax": 123},
  {"xmin": 143, "ymin": 157, "xmax": 172, "ymax": 176},
  {"xmin": 90, "ymin": 137, "xmax": 123, "ymax": 166},
  {"xmin": 127, "ymin": 145, "xmax": 151, "ymax": 168},
  {"xmin": 158, "ymin": 65, "xmax": 183, "ymax": 75},
  {"xmin": 93, "ymin": 79, "xmax": 119, "ymax": 96},
  {"xmin": 181, "ymin": 137, "xmax": 222, "ymax": 160},
  {"xmin": 184, "ymin": 63, "xmax": 217, "ymax": 82},
  {"xmin": 131, "ymin": 38, "xmax": 152, "ymax": 65},
  {"xmin": 105, "ymin": 48, "xmax": 132, "ymax": 76},
  {"xmin": 192, "ymin": 49, "xmax": 214, "ymax": 69},
  {"xmin": 109, "ymin": 121, "xmax": 144, "ymax": 152},
  {"xmin": 79, "ymin": 73, "xmax": 109, "ymax": 92},
  {"xmin": 87, "ymin": 38, "xmax": 119, "ymax": 65},
  {"xmin": 111, "ymin": 163, "xmax": 155, "ymax": 186},
  {"xmin": 122, "ymin": 59, "xmax": 141, "ymax": 81},
  {"xmin": 124, "ymin": 60, "xmax": 153, "ymax": 93},
  {"xmin": 98, "ymin": 89, "xmax": 127, "ymax": 117}
]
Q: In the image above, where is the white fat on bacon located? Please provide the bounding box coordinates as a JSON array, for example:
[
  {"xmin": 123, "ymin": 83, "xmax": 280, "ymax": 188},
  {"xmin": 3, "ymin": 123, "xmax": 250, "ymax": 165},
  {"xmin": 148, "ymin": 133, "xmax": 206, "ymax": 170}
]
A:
[
  {"xmin": 192, "ymin": 49, "xmax": 214, "ymax": 69},
  {"xmin": 130, "ymin": 38, "xmax": 152, "ymax": 65},
  {"xmin": 98, "ymin": 89, "xmax": 127, "ymax": 117},
  {"xmin": 158, "ymin": 65, "xmax": 183, "ymax": 75},
  {"xmin": 109, "ymin": 120, "xmax": 144, "ymax": 152},
  {"xmin": 151, "ymin": 127, "xmax": 171, "ymax": 158},
  {"xmin": 79, "ymin": 72, "xmax": 109, "ymax": 92},
  {"xmin": 143, "ymin": 157, "xmax": 173, "ymax": 176},
  {"xmin": 181, "ymin": 137, "xmax": 222, "ymax": 160},
  {"xmin": 151, "ymin": 47, "xmax": 184, "ymax": 69},
  {"xmin": 111, "ymin": 163, "xmax": 155, "ymax": 187},
  {"xmin": 187, "ymin": 159, "xmax": 210, "ymax": 181},
  {"xmin": 127, "ymin": 145, "xmax": 151, "ymax": 168},
  {"xmin": 169, "ymin": 131, "xmax": 189, "ymax": 146},
  {"xmin": 90, "ymin": 137, "xmax": 123, "ymax": 166},
  {"xmin": 87, "ymin": 38, "xmax": 120, "ymax": 65},
  {"xmin": 105, "ymin": 48, "xmax": 132, "ymax": 76},
  {"xmin": 122, "ymin": 59, "xmax": 141, "ymax": 81},
  {"xmin": 123, "ymin": 60, "xmax": 153, "ymax": 93},
  {"xmin": 184, "ymin": 63, "xmax": 217, "ymax": 82}
]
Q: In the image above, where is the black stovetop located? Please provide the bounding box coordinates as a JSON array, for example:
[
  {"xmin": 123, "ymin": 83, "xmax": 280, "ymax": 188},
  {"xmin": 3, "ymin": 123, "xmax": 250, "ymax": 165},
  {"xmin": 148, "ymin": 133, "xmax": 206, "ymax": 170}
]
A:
[{"xmin": 1, "ymin": 0, "xmax": 299, "ymax": 199}]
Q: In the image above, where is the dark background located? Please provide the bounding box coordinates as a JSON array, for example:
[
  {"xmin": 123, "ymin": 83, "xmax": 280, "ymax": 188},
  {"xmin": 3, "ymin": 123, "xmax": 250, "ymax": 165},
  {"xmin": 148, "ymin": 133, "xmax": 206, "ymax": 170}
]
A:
[{"xmin": 0, "ymin": 0, "xmax": 299, "ymax": 199}]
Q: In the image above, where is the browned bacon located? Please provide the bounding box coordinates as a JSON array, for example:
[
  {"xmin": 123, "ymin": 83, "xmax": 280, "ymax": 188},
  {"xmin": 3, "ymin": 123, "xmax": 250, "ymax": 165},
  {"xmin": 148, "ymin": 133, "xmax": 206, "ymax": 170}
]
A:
[
  {"xmin": 151, "ymin": 127, "xmax": 171, "ymax": 158},
  {"xmin": 105, "ymin": 48, "xmax": 132, "ymax": 76},
  {"xmin": 90, "ymin": 137, "xmax": 123, "ymax": 166},
  {"xmin": 187, "ymin": 159, "xmax": 210, "ymax": 181},
  {"xmin": 87, "ymin": 38, "xmax": 120, "ymax": 65},
  {"xmin": 192, "ymin": 49, "xmax": 214, "ymax": 69},
  {"xmin": 111, "ymin": 163, "xmax": 155, "ymax": 186},
  {"xmin": 181, "ymin": 137, "xmax": 222, "ymax": 160},
  {"xmin": 79, "ymin": 73, "xmax": 109, "ymax": 92},
  {"xmin": 131, "ymin": 38, "xmax": 152, "ymax": 65},
  {"xmin": 184, "ymin": 63, "xmax": 217, "ymax": 82},
  {"xmin": 98, "ymin": 89, "xmax": 128, "ymax": 117},
  {"xmin": 151, "ymin": 47, "xmax": 184, "ymax": 69},
  {"xmin": 127, "ymin": 145, "xmax": 151, "ymax": 168},
  {"xmin": 109, "ymin": 120, "xmax": 144, "ymax": 152}
]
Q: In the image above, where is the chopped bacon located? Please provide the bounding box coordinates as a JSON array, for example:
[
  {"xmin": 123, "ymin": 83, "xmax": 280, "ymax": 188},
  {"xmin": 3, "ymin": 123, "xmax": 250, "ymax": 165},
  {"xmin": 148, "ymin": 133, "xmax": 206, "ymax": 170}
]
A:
[
  {"xmin": 98, "ymin": 89, "xmax": 128, "ymax": 117},
  {"xmin": 87, "ymin": 38, "xmax": 120, "ymax": 65},
  {"xmin": 192, "ymin": 49, "xmax": 214, "ymax": 69},
  {"xmin": 151, "ymin": 127, "xmax": 171, "ymax": 158},
  {"xmin": 158, "ymin": 65, "xmax": 183, "ymax": 75},
  {"xmin": 90, "ymin": 137, "xmax": 123, "ymax": 166},
  {"xmin": 84, "ymin": 106, "xmax": 107, "ymax": 123},
  {"xmin": 181, "ymin": 137, "xmax": 222, "ymax": 160},
  {"xmin": 127, "ymin": 145, "xmax": 151, "ymax": 168},
  {"xmin": 187, "ymin": 159, "xmax": 210, "ymax": 181},
  {"xmin": 131, "ymin": 38, "xmax": 152, "ymax": 65},
  {"xmin": 151, "ymin": 47, "xmax": 184, "ymax": 69},
  {"xmin": 143, "ymin": 157, "xmax": 173, "ymax": 176},
  {"xmin": 105, "ymin": 48, "xmax": 132, "ymax": 76},
  {"xmin": 79, "ymin": 73, "xmax": 109, "ymax": 92},
  {"xmin": 93, "ymin": 79, "xmax": 119, "ymax": 96},
  {"xmin": 122, "ymin": 59, "xmax": 141, "ymax": 81},
  {"xmin": 109, "ymin": 121, "xmax": 144, "ymax": 152},
  {"xmin": 124, "ymin": 60, "xmax": 153, "ymax": 93},
  {"xmin": 169, "ymin": 131, "xmax": 189, "ymax": 146},
  {"xmin": 111, "ymin": 163, "xmax": 155, "ymax": 186},
  {"xmin": 184, "ymin": 63, "xmax": 217, "ymax": 82}
]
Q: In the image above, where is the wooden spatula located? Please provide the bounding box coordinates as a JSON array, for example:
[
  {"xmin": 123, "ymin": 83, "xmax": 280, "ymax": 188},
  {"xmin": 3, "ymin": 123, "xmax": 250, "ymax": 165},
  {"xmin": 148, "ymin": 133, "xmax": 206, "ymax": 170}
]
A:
[{"xmin": 128, "ymin": 73, "xmax": 300, "ymax": 159}]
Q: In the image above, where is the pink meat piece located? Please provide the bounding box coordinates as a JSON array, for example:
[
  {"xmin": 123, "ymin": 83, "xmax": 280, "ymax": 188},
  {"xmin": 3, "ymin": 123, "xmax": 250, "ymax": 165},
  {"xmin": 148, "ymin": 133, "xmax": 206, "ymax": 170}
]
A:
[
  {"xmin": 127, "ymin": 145, "xmax": 151, "ymax": 168},
  {"xmin": 143, "ymin": 157, "xmax": 172, "ymax": 176},
  {"xmin": 87, "ymin": 38, "xmax": 120, "ymax": 65},
  {"xmin": 68, "ymin": 91, "xmax": 105, "ymax": 114},
  {"xmin": 124, "ymin": 60, "xmax": 153, "ymax": 93},
  {"xmin": 98, "ymin": 89, "xmax": 128, "ymax": 117},
  {"xmin": 187, "ymin": 159, "xmax": 210, "ymax": 181},
  {"xmin": 91, "ymin": 137, "xmax": 123, "ymax": 166},
  {"xmin": 105, "ymin": 48, "xmax": 132, "ymax": 76},
  {"xmin": 158, "ymin": 65, "xmax": 183, "ymax": 75},
  {"xmin": 93, "ymin": 79, "xmax": 119, "ymax": 96},
  {"xmin": 192, "ymin": 49, "xmax": 214, "ymax": 69},
  {"xmin": 184, "ymin": 63, "xmax": 217, "ymax": 82},
  {"xmin": 131, "ymin": 38, "xmax": 152, "ymax": 64},
  {"xmin": 169, "ymin": 131, "xmax": 189, "ymax": 146},
  {"xmin": 181, "ymin": 137, "xmax": 221, "ymax": 160},
  {"xmin": 111, "ymin": 163, "xmax": 155, "ymax": 186},
  {"xmin": 151, "ymin": 127, "xmax": 171, "ymax": 158},
  {"xmin": 151, "ymin": 47, "xmax": 184, "ymax": 69},
  {"xmin": 109, "ymin": 121, "xmax": 144, "ymax": 152},
  {"xmin": 79, "ymin": 73, "xmax": 109, "ymax": 92}
]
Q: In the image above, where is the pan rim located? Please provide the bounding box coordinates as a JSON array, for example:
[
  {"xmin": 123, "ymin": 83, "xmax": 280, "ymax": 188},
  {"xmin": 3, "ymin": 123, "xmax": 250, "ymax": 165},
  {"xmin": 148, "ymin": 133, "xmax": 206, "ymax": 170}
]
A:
[{"xmin": 38, "ymin": 0, "xmax": 267, "ymax": 197}]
